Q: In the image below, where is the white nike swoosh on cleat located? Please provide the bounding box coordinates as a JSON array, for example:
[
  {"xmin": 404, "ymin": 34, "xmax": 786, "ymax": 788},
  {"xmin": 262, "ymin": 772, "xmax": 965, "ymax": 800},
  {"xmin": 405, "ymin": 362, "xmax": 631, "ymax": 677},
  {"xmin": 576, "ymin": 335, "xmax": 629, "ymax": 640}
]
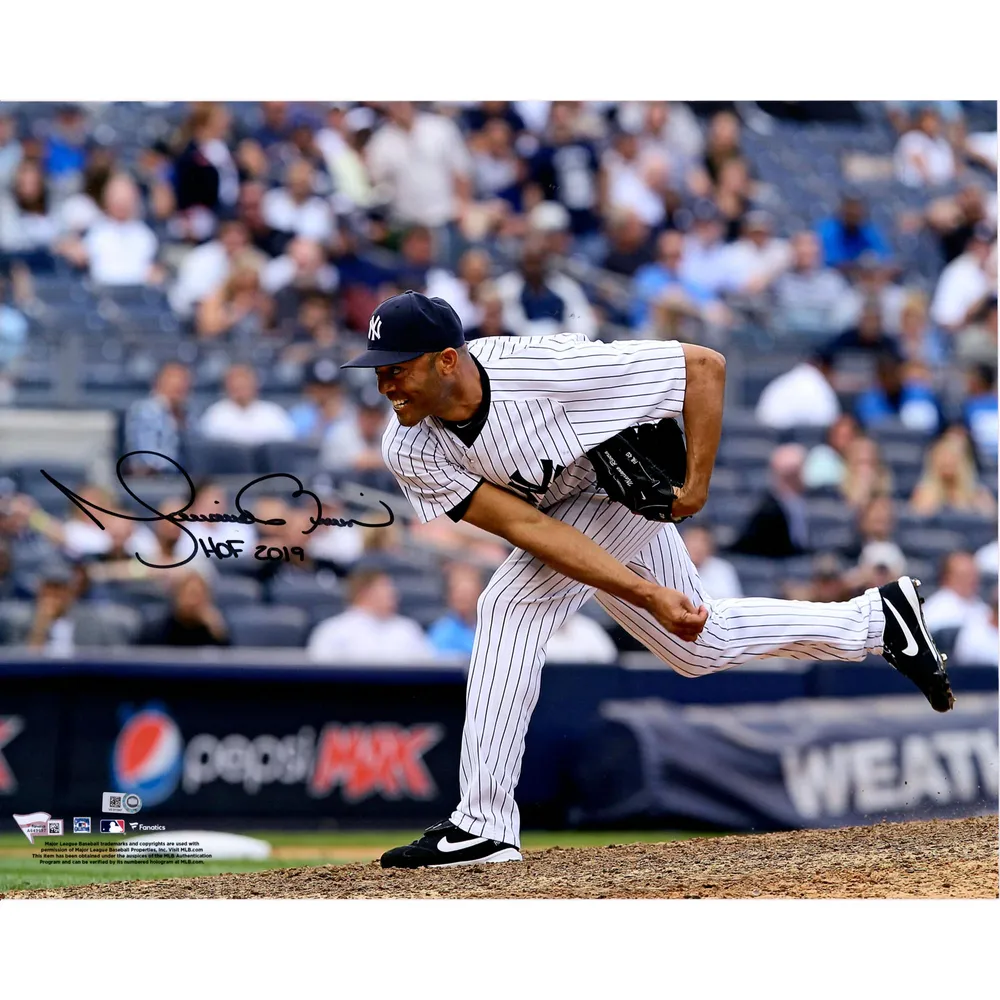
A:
[
  {"xmin": 897, "ymin": 576, "xmax": 938, "ymax": 655},
  {"xmin": 437, "ymin": 835, "xmax": 490, "ymax": 853},
  {"xmin": 884, "ymin": 598, "xmax": 919, "ymax": 656}
]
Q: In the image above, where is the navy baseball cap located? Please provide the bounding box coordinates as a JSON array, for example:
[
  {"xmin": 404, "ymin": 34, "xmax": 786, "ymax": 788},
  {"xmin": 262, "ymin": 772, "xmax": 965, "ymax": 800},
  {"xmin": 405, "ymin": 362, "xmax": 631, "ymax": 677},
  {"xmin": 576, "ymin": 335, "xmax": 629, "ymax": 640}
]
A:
[{"xmin": 341, "ymin": 290, "xmax": 465, "ymax": 368}]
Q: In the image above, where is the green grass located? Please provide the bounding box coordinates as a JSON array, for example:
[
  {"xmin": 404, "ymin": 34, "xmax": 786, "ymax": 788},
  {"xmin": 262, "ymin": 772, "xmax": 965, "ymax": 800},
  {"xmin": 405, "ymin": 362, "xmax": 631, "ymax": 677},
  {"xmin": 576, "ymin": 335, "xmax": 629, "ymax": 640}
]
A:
[{"xmin": 0, "ymin": 829, "xmax": 713, "ymax": 893}]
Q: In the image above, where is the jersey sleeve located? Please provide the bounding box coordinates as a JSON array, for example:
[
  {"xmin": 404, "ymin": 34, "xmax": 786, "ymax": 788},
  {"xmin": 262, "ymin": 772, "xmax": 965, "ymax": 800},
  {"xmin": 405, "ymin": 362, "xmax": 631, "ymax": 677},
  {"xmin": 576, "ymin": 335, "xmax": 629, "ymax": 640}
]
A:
[
  {"xmin": 504, "ymin": 337, "xmax": 688, "ymax": 452},
  {"xmin": 381, "ymin": 424, "xmax": 484, "ymax": 524}
]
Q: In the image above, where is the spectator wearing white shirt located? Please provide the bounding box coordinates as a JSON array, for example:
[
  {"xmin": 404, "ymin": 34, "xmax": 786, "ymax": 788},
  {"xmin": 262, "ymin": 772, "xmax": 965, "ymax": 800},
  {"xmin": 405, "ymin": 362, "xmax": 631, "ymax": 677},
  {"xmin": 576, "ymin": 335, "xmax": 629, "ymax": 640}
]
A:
[
  {"xmin": 755, "ymin": 353, "xmax": 841, "ymax": 430},
  {"xmin": 57, "ymin": 147, "xmax": 116, "ymax": 237},
  {"xmin": 495, "ymin": 234, "xmax": 598, "ymax": 339},
  {"xmin": 965, "ymin": 131, "xmax": 997, "ymax": 176},
  {"xmin": 262, "ymin": 159, "xmax": 335, "ymax": 244},
  {"xmin": 196, "ymin": 266, "xmax": 276, "ymax": 340},
  {"xmin": 974, "ymin": 539, "xmax": 998, "ymax": 576},
  {"xmin": 307, "ymin": 566, "xmax": 435, "ymax": 664},
  {"xmin": 773, "ymin": 231, "xmax": 852, "ymax": 334},
  {"xmin": 921, "ymin": 551, "xmax": 989, "ymax": 634},
  {"xmin": 545, "ymin": 612, "xmax": 618, "ymax": 663},
  {"xmin": 682, "ymin": 524, "xmax": 743, "ymax": 599},
  {"xmin": 0, "ymin": 160, "xmax": 59, "ymax": 259},
  {"xmin": 199, "ymin": 363, "xmax": 295, "ymax": 446},
  {"xmin": 261, "ymin": 237, "xmax": 338, "ymax": 298},
  {"xmin": 59, "ymin": 173, "xmax": 161, "ymax": 286},
  {"xmin": 316, "ymin": 105, "xmax": 377, "ymax": 211},
  {"xmin": 169, "ymin": 220, "xmax": 267, "ymax": 319},
  {"xmin": 366, "ymin": 102, "xmax": 473, "ymax": 237},
  {"xmin": 527, "ymin": 201, "xmax": 574, "ymax": 260},
  {"xmin": 953, "ymin": 590, "xmax": 998, "ymax": 667},
  {"xmin": 894, "ymin": 108, "xmax": 957, "ymax": 188},
  {"xmin": 424, "ymin": 248, "xmax": 492, "ymax": 330},
  {"xmin": 930, "ymin": 224, "xmax": 997, "ymax": 333},
  {"xmin": 722, "ymin": 211, "xmax": 793, "ymax": 296},
  {"xmin": 602, "ymin": 128, "xmax": 669, "ymax": 229},
  {"xmin": 629, "ymin": 101, "xmax": 704, "ymax": 176},
  {"xmin": 839, "ymin": 252, "xmax": 908, "ymax": 335}
]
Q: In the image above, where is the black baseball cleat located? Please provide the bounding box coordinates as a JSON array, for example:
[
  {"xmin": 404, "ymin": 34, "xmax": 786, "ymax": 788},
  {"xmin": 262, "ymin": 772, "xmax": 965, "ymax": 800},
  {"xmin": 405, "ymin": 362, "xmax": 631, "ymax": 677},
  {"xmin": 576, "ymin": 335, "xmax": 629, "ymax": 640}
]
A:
[
  {"xmin": 380, "ymin": 820, "xmax": 522, "ymax": 869},
  {"xmin": 878, "ymin": 576, "xmax": 955, "ymax": 713}
]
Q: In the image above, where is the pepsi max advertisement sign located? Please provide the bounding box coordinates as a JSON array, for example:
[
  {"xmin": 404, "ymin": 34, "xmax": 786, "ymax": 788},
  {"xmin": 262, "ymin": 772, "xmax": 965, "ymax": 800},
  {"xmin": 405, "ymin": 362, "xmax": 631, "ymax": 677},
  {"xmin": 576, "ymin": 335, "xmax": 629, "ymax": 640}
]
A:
[{"xmin": 0, "ymin": 663, "xmax": 465, "ymax": 823}]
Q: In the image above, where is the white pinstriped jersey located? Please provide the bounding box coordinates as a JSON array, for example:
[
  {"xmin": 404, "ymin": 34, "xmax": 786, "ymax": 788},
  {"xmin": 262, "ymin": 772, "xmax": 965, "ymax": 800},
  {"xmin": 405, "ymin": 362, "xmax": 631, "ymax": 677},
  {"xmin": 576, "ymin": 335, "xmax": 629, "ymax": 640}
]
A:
[
  {"xmin": 374, "ymin": 329, "xmax": 887, "ymax": 851},
  {"xmin": 381, "ymin": 333, "xmax": 687, "ymax": 522}
]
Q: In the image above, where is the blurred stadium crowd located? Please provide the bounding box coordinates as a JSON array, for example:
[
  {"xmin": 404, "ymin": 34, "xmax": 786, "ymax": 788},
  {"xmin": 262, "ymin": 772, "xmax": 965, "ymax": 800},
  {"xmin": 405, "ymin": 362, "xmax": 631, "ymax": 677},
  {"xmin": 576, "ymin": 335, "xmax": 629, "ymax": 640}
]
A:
[{"xmin": 0, "ymin": 100, "xmax": 996, "ymax": 667}]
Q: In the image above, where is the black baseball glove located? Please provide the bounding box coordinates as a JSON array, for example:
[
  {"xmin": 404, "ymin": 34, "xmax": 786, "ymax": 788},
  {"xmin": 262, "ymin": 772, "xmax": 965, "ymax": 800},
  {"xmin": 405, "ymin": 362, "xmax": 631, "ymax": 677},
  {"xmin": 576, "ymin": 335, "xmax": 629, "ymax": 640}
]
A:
[{"xmin": 586, "ymin": 418, "xmax": 689, "ymax": 523}]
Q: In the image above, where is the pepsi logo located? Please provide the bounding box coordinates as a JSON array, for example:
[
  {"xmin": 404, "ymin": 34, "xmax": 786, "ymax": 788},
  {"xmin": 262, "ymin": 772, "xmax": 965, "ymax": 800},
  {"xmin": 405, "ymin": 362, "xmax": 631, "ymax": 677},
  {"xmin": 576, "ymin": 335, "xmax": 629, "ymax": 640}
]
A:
[{"xmin": 112, "ymin": 707, "xmax": 183, "ymax": 807}]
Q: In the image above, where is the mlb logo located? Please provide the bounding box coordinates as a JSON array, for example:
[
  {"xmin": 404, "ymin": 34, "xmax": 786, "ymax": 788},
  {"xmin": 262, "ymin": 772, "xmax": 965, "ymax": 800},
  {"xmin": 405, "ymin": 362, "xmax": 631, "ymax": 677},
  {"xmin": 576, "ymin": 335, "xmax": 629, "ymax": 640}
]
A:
[
  {"xmin": 47, "ymin": 819, "xmax": 64, "ymax": 835},
  {"xmin": 100, "ymin": 819, "xmax": 125, "ymax": 834},
  {"xmin": 73, "ymin": 817, "xmax": 91, "ymax": 834}
]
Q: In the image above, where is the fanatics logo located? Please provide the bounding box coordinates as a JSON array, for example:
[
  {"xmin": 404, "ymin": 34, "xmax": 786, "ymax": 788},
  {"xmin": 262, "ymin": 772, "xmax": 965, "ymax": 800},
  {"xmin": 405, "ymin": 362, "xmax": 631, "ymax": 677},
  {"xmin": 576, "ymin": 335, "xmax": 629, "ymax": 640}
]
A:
[{"xmin": 368, "ymin": 314, "xmax": 382, "ymax": 341}]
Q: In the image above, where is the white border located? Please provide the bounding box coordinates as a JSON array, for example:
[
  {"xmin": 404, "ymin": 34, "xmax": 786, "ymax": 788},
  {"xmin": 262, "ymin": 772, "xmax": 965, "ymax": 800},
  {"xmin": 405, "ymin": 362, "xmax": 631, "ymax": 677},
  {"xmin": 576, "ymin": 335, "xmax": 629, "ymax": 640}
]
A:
[
  {"xmin": 1, "ymin": 2, "xmax": 997, "ymax": 994},
  {"xmin": 1, "ymin": 2, "xmax": 997, "ymax": 97}
]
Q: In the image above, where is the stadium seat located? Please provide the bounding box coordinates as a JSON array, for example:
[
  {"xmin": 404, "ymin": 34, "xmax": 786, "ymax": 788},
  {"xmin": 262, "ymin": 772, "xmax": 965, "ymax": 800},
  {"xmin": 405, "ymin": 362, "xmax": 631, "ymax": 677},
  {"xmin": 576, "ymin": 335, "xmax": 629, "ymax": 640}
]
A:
[
  {"xmin": 881, "ymin": 441, "xmax": 925, "ymax": 473},
  {"xmin": 941, "ymin": 511, "xmax": 998, "ymax": 552},
  {"xmin": 184, "ymin": 438, "xmax": 260, "ymax": 477},
  {"xmin": 905, "ymin": 529, "xmax": 968, "ymax": 562},
  {"xmin": 398, "ymin": 591, "xmax": 450, "ymax": 622},
  {"xmin": 268, "ymin": 572, "xmax": 343, "ymax": 619},
  {"xmin": 212, "ymin": 575, "xmax": 263, "ymax": 609},
  {"xmin": 395, "ymin": 573, "xmax": 445, "ymax": 603},
  {"xmin": 788, "ymin": 425, "xmax": 828, "ymax": 449},
  {"xmin": 717, "ymin": 438, "xmax": 776, "ymax": 472},
  {"xmin": 0, "ymin": 601, "xmax": 33, "ymax": 644},
  {"xmin": 931, "ymin": 626, "xmax": 960, "ymax": 660},
  {"xmin": 406, "ymin": 603, "xmax": 451, "ymax": 630},
  {"xmin": 810, "ymin": 525, "xmax": 855, "ymax": 551},
  {"xmin": 870, "ymin": 420, "xmax": 933, "ymax": 447},
  {"xmin": 257, "ymin": 441, "xmax": 322, "ymax": 478},
  {"xmin": 91, "ymin": 603, "xmax": 143, "ymax": 645},
  {"xmin": 726, "ymin": 556, "xmax": 780, "ymax": 599},
  {"xmin": 224, "ymin": 605, "xmax": 310, "ymax": 647}
]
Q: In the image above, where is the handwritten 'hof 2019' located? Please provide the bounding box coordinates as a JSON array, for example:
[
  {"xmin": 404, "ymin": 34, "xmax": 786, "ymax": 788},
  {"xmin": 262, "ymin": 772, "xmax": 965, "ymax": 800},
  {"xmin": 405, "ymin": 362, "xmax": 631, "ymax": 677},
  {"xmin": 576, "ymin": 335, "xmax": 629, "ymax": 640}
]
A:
[{"xmin": 39, "ymin": 451, "xmax": 395, "ymax": 569}]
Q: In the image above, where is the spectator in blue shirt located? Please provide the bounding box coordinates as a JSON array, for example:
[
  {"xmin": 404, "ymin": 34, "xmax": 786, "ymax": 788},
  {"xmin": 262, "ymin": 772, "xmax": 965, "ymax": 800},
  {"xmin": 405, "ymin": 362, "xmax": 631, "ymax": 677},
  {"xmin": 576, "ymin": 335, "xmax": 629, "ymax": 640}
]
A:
[
  {"xmin": 427, "ymin": 562, "xmax": 484, "ymax": 658},
  {"xmin": 963, "ymin": 365, "xmax": 998, "ymax": 460},
  {"xmin": 43, "ymin": 105, "xmax": 88, "ymax": 183},
  {"xmin": 632, "ymin": 230, "xmax": 714, "ymax": 329},
  {"xmin": 816, "ymin": 195, "xmax": 891, "ymax": 271},
  {"xmin": 289, "ymin": 358, "xmax": 353, "ymax": 444},
  {"xmin": 855, "ymin": 354, "xmax": 943, "ymax": 435},
  {"xmin": 0, "ymin": 272, "xmax": 28, "ymax": 402}
]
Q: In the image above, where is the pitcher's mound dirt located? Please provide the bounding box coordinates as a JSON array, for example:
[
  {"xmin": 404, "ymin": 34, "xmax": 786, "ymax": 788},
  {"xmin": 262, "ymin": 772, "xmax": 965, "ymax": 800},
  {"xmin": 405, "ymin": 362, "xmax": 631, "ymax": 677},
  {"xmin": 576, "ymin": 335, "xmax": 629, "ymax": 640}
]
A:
[{"xmin": 5, "ymin": 815, "xmax": 997, "ymax": 900}]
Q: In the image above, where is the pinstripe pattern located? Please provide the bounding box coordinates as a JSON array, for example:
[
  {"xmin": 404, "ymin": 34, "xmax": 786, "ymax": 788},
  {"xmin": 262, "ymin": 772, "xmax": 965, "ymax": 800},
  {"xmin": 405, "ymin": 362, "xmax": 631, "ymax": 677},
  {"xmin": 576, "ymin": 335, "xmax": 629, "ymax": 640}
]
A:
[
  {"xmin": 378, "ymin": 332, "xmax": 888, "ymax": 848},
  {"xmin": 382, "ymin": 334, "xmax": 688, "ymax": 520},
  {"xmin": 448, "ymin": 494, "xmax": 886, "ymax": 846}
]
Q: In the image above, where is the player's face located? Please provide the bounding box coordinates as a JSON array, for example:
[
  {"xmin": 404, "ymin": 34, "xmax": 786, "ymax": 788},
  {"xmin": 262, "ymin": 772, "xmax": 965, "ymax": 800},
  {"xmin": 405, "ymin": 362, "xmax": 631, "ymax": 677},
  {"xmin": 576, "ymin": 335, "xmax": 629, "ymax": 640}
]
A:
[{"xmin": 376, "ymin": 355, "xmax": 440, "ymax": 426}]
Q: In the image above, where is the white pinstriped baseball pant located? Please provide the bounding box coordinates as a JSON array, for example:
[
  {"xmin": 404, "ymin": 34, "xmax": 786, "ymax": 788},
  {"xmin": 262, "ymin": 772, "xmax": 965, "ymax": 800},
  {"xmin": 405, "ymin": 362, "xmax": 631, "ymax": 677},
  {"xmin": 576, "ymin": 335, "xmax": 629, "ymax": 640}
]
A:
[{"xmin": 449, "ymin": 490, "xmax": 887, "ymax": 846}]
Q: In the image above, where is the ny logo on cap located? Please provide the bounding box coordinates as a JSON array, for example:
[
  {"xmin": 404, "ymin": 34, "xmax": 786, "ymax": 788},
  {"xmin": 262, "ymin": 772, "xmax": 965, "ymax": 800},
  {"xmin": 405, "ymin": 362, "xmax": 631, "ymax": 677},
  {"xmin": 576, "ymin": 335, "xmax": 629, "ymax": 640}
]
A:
[{"xmin": 368, "ymin": 315, "xmax": 382, "ymax": 341}]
